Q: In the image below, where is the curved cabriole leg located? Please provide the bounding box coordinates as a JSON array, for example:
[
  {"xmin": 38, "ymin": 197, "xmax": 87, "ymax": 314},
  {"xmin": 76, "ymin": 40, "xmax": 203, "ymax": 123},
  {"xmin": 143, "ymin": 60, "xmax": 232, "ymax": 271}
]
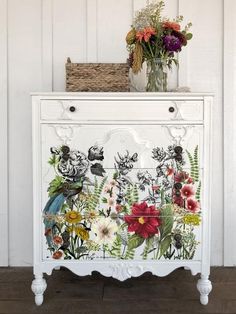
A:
[
  {"xmin": 31, "ymin": 274, "xmax": 47, "ymax": 306},
  {"xmin": 197, "ymin": 275, "xmax": 212, "ymax": 305}
]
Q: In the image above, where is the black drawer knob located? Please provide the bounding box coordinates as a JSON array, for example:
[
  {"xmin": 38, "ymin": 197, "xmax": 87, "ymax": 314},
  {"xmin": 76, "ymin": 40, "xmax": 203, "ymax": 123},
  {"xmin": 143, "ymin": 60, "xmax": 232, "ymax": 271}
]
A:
[
  {"xmin": 169, "ymin": 106, "xmax": 175, "ymax": 113},
  {"xmin": 69, "ymin": 106, "xmax": 76, "ymax": 112}
]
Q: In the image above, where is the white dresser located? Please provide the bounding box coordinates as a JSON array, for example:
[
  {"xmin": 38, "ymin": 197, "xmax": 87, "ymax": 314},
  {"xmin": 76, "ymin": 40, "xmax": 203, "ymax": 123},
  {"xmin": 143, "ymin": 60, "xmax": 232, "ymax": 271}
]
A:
[{"xmin": 31, "ymin": 92, "xmax": 213, "ymax": 305}]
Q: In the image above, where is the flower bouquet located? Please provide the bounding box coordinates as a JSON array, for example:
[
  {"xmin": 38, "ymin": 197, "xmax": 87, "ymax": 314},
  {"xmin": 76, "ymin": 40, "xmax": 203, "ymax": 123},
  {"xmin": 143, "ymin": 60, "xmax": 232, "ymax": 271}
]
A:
[{"xmin": 126, "ymin": 0, "xmax": 192, "ymax": 92}]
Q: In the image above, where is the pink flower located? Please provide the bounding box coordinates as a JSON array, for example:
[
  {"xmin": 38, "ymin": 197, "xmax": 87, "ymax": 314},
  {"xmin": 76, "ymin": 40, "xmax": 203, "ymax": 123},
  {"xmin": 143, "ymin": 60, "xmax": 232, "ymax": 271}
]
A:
[
  {"xmin": 110, "ymin": 180, "xmax": 117, "ymax": 187},
  {"xmin": 175, "ymin": 171, "xmax": 189, "ymax": 183},
  {"xmin": 115, "ymin": 204, "xmax": 122, "ymax": 212},
  {"xmin": 152, "ymin": 185, "xmax": 159, "ymax": 191},
  {"xmin": 181, "ymin": 184, "xmax": 195, "ymax": 199},
  {"xmin": 108, "ymin": 198, "xmax": 115, "ymax": 206},
  {"xmin": 186, "ymin": 198, "xmax": 200, "ymax": 213},
  {"xmin": 173, "ymin": 195, "xmax": 184, "ymax": 207},
  {"xmin": 187, "ymin": 177, "xmax": 194, "ymax": 184}
]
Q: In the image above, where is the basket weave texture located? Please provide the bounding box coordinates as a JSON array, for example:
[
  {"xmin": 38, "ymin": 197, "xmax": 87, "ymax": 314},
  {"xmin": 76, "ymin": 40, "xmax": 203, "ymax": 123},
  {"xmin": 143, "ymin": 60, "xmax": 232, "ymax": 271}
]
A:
[{"xmin": 66, "ymin": 59, "xmax": 130, "ymax": 92}]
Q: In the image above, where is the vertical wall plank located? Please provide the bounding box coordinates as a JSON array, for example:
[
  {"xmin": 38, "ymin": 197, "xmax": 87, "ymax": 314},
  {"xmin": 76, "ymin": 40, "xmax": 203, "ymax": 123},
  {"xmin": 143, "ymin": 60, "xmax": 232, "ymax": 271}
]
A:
[
  {"xmin": 97, "ymin": 0, "xmax": 132, "ymax": 62},
  {"xmin": 223, "ymin": 0, "xmax": 236, "ymax": 266},
  {"xmin": 0, "ymin": 0, "xmax": 9, "ymax": 266},
  {"xmin": 8, "ymin": 0, "xmax": 42, "ymax": 266},
  {"xmin": 132, "ymin": 0, "xmax": 146, "ymax": 13},
  {"xmin": 178, "ymin": 0, "xmax": 224, "ymax": 266},
  {"xmin": 86, "ymin": 0, "xmax": 98, "ymax": 62},
  {"xmin": 52, "ymin": 0, "xmax": 87, "ymax": 91},
  {"xmin": 42, "ymin": 0, "xmax": 53, "ymax": 91}
]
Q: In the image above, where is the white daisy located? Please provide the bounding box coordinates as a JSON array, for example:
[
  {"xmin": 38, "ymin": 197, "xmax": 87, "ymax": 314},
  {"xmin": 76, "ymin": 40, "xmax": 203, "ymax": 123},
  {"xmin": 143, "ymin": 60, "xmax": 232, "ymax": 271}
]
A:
[{"xmin": 91, "ymin": 217, "xmax": 118, "ymax": 245}]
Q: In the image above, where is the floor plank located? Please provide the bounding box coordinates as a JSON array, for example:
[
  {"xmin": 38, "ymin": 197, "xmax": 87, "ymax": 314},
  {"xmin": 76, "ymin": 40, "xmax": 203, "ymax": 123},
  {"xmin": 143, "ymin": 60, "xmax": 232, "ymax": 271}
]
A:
[{"xmin": 0, "ymin": 267, "xmax": 235, "ymax": 314}]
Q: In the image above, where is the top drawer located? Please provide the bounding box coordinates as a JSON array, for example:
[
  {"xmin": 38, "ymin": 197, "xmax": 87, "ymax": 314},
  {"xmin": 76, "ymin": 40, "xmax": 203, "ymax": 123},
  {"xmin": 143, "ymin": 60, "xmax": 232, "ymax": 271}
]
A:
[{"xmin": 40, "ymin": 99, "xmax": 203, "ymax": 122}]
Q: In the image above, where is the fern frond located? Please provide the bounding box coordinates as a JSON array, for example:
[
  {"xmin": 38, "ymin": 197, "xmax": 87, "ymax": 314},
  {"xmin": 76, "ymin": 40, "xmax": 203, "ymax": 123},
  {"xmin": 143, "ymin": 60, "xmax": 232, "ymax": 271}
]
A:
[
  {"xmin": 124, "ymin": 234, "xmax": 135, "ymax": 260},
  {"xmin": 87, "ymin": 176, "xmax": 107, "ymax": 211},
  {"xmin": 196, "ymin": 181, "xmax": 201, "ymax": 201},
  {"xmin": 109, "ymin": 235, "xmax": 122, "ymax": 258},
  {"xmin": 193, "ymin": 146, "xmax": 199, "ymax": 182},
  {"xmin": 126, "ymin": 185, "xmax": 133, "ymax": 206},
  {"xmin": 133, "ymin": 184, "xmax": 139, "ymax": 203},
  {"xmin": 186, "ymin": 150, "xmax": 195, "ymax": 179}
]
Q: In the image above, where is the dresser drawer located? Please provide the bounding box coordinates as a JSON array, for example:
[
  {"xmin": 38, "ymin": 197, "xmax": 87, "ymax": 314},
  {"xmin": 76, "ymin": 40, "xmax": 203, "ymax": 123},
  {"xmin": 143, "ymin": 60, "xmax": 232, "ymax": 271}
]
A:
[{"xmin": 40, "ymin": 99, "xmax": 203, "ymax": 121}]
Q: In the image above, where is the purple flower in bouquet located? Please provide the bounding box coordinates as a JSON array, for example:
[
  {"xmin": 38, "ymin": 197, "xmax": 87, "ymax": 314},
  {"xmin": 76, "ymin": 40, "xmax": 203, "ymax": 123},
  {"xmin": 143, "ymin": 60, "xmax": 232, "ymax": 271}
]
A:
[{"xmin": 163, "ymin": 35, "xmax": 182, "ymax": 52}]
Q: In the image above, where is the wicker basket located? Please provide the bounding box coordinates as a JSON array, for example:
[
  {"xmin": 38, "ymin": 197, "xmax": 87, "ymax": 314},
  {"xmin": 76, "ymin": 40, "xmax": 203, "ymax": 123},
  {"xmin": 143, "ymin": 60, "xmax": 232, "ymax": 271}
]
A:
[{"xmin": 65, "ymin": 58, "xmax": 130, "ymax": 92}]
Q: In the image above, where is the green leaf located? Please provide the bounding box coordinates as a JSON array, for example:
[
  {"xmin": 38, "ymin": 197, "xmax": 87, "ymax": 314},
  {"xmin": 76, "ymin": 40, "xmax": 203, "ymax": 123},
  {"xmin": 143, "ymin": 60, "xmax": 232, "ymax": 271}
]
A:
[
  {"xmin": 113, "ymin": 172, "xmax": 119, "ymax": 180},
  {"xmin": 70, "ymin": 179, "xmax": 83, "ymax": 189},
  {"xmin": 127, "ymin": 234, "xmax": 145, "ymax": 250},
  {"xmin": 159, "ymin": 204, "xmax": 174, "ymax": 240},
  {"xmin": 186, "ymin": 33, "xmax": 193, "ymax": 40},
  {"xmin": 102, "ymin": 197, "xmax": 108, "ymax": 203},
  {"xmin": 159, "ymin": 235, "xmax": 172, "ymax": 258},
  {"xmin": 48, "ymin": 154, "xmax": 59, "ymax": 166},
  {"xmin": 47, "ymin": 175, "xmax": 64, "ymax": 197}
]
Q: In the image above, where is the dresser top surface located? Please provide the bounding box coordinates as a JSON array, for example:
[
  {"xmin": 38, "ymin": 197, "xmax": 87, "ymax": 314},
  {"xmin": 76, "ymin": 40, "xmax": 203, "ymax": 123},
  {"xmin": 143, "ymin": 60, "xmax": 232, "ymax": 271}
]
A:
[{"xmin": 31, "ymin": 92, "xmax": 214, "ymax": 100}]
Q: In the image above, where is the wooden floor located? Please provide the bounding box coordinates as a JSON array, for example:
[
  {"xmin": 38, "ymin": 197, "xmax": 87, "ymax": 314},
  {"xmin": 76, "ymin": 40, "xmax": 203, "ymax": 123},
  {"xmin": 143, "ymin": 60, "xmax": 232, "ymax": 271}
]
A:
[{"xmin": 0, "ymin": 267, "xmax": 236, "ymax": 314}]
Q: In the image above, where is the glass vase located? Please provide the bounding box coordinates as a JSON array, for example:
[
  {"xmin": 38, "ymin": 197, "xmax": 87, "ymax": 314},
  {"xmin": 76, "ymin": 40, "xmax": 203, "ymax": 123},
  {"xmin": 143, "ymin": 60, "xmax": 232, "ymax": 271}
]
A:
[{"xmin": 146, "ymin": 58, "xmax": 170, "ymax": 92}]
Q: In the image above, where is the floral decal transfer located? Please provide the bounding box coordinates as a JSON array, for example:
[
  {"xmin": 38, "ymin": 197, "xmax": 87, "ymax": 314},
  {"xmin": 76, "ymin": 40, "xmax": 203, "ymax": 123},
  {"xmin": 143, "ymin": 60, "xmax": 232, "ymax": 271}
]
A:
[{"xmin": 43, "ymin": 144, "xmax": 201, "ymax": 260}]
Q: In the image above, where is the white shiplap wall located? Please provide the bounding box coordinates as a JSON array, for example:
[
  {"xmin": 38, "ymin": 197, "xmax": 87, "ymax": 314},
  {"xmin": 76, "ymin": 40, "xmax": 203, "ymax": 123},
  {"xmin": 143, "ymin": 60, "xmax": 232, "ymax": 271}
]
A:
[{"xmin": 0, "ymin": 0, "xmax": 233, "ymax": 266}]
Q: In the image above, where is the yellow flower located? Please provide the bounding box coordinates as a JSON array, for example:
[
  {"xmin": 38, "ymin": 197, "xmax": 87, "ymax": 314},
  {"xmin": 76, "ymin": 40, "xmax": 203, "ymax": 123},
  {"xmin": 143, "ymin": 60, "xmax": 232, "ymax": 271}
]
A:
[
  {"xmin": 84, "ymin": 210, "xmax": 97, "ymax": 221},
  {"xmin": 183, "ymin": 214, "xmax": 201, "ymax": 226},
  {"xmin": 79, "ymin": 192, "xmax": 89, "ymax": 201},
  {"xmin": 65, "ymin": 210, "xmax": 82, "ymax": 224},
  {"xmin": 67, "ymin": 225, "xmax": 75, "ymax": 233},
  {"xmin": 75, "ymin": 226, "xmax": 89, "ymax": 241}
]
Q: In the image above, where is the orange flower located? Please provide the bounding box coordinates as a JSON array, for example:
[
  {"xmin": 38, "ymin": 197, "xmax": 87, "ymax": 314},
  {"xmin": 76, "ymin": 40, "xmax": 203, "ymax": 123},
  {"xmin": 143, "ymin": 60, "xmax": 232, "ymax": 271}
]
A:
[
  {"xmin": 136, "ymin": 27, "xmax": 156, "ymax": 42},
  {"xmin": 52, "ymin": 250, "xmax": 63, "ymax": 259},
  {"xmin": 53, "ymin": 235, "xmax": 63, "ymax": 245},
  {"xmin": 163, "ymin": 21, "xmax": 181, "ymax": 32}
]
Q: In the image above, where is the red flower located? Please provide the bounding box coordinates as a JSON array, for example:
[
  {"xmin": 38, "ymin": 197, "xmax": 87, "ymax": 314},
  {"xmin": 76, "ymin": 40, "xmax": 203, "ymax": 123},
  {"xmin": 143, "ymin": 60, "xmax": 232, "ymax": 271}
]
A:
[
  {"xmin": 181, "ymin": 184, "xmax": 195, "ymax": 199},
  {"xmin": 186, "ymin": 198, "xmax": 200, "ymax": 213},
  {"xmin": 175, "ymin": 171, "xmax": 189, "ymax": 183},
  {"xmin": 173, "ymin": 195, "xmax": 184, "ymax": 207},
  {"xmin": 124, "ymin": 202, "xmax": 161, "ymax": 239},
  {"xmin": 136, "ymin": 27, "xmax": 156, "ymax": 42}
]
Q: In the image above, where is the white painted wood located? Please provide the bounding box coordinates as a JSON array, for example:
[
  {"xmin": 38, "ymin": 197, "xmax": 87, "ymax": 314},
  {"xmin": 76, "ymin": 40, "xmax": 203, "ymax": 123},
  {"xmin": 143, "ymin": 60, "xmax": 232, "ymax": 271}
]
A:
[
  {"xmin": 40, "ymin": 99, "xmax": 204, "ymax": 121},
  {"xmin": 178, "ymin": 0, "xmax": 223, "ymax": 266},
  {"xmin": 96, "ymin": 0, "xmax": 132, "ymax": 62},
  {"xmin": 86, "ymin": 0, "xmax": 98, "ymax": 62},
  {"xmin": 42, "ymin": 0, "xmax": 53, "ymax": 91},
  {"xmin": 52, "ymin": 0, "xmax": 87, "ymax": 91},
  {"xmin": 32, "ymin": 92, "xmax": 212, "ymax": 304},
  {"xmin": 223, "ymin": 0, "xmax": 236, "ymax": 266},
  {"xmin": 0, "ymin": 0, "xmax": 9, "ymax": 266},
  {"xmin": 7, "ymin": 0, "xmax": 42, "ymax": 266}
]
